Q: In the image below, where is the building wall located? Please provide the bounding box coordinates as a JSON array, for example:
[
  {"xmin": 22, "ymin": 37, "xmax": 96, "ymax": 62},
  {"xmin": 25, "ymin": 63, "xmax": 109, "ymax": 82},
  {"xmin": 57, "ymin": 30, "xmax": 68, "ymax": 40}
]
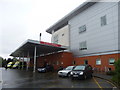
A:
[
  {"xmin": 29, "ymin": 52, "xmax": 120, "ymax": 71},
  {"xmin": 74, "ymin": 53, "xmax": 120, "ymax": 71},
  {"xmin": 30, "ymin": 52, "xmax": 73, "ymax": 70},
  {"xmin": 69, "ymin": 2, "xmax": 119, "ymax": 57},
  {"xmin": 51, "ymin": 25, "xmax": 69, "ymax": 46},
  {"xmin": 118, "ymin": 1, "xmax": 120, "ymax": 51}
]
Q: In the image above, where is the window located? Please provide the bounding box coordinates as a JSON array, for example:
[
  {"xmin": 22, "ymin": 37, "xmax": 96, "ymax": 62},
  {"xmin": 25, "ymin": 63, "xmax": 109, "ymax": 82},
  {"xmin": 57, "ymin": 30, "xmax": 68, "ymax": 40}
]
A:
[
  {"xmin": 79, "ymin": 41, "xmax": 87, "ymax": 50},
  {"xmin": 73, "ymin": 61, "xmax": 76, "ymax": 65},
  {"xmin": 109, "ymin": 58, "xmax": 115, "ymax": 65},
  {"xmin": 61, "ymin": 62, "xmax": 63, "ymax": 64},
  {"xmin": 96, "ymin": 59, "xmax": 101, "ymax": 65},
  {"xmin": 79, "ymin": 25, "xmax": 86, "ymax": 33},
  {"xmin": 53, "ymin": 35, "xmax": 58, "ymax": 44},
  {"xmin": 62, "ymin": 34, "xmax": 64, "ymax": 36},
  {"xmin": 84, "ymin": 60, "xmax": 88, "ymax": 65},
  {"xmin": 56, "ymin": 61, "xmax": 59, "ymax": 65},
  {"xmin": 101, "ymin": 15, "xmax": 107, "ymax": 26}
]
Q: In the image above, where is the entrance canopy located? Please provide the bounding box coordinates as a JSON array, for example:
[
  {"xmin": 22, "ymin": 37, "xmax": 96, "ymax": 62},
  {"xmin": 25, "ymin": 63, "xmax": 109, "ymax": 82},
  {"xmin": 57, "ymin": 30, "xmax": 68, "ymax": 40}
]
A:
[{"xmin": 10, "ymin": 39, "xmax": 67, "ymax": 57}]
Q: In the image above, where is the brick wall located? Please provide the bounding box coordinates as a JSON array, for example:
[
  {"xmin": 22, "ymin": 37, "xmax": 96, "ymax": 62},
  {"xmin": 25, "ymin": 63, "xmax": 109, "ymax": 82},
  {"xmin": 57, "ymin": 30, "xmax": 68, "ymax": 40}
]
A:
[
  {"xmin": 29, "ymin": 52, "xmax": 120, "ymax": 72},
  {"xmin": 74, "ymin": 53, "xmax": 120, "ymax": 71},
  {"xmin": 29, "ymin": 52, "xmax": 73, "ymax": 70}
]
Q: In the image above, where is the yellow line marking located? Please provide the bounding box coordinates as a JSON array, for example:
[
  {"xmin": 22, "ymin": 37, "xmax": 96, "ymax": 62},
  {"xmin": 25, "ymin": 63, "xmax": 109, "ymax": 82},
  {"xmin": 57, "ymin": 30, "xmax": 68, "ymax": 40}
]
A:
[
  {"xmin": 106, "ymin": 81, "xmax": 117, "ymax": 87},
  {"xmin": 93, "ymin": 77, "xmax": 103, "ymax": 89}
]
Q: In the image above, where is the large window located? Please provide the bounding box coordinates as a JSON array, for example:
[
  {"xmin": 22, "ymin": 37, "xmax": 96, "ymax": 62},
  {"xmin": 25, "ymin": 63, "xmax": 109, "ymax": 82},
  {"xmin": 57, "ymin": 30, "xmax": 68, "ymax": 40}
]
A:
[
  {"xmin": 79, "ymin": 25, "xmax": 86, "ymax": 33},
  {"xmin": 53, "ymin": 35, "xmax": 58, "ymax": 44},
  {"xmin": 109, "ymin": 58, "xmax": 115, "ymax": 65},
  {"xmin": 96, "ymin": 59, "xmax": 101, "ymax": 65},
  {"xmin": 101, "ymin": 15, "xmax": 107, "ymax": 26},
  {"xmin": 79, "ymin": 41, "xmax": 87, "ymax": 50}
]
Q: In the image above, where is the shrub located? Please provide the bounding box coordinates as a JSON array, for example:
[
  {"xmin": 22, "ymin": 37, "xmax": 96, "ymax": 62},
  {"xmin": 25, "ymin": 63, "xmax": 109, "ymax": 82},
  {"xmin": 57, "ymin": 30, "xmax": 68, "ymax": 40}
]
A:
[
  {"xmin": 106, "ymin": 71, "xmax": 116, "ymax": 76},
  {"xmin": 112, "ymin": 59, "xmax": 120, "ymax": 86}
]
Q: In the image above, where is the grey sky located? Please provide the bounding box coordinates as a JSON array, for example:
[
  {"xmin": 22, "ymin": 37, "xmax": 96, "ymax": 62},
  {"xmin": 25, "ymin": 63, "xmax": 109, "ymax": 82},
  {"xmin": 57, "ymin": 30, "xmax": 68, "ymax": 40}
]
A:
[{"xmin": 0, "ymin": 0, "xmax": 86, "ymax": 58}]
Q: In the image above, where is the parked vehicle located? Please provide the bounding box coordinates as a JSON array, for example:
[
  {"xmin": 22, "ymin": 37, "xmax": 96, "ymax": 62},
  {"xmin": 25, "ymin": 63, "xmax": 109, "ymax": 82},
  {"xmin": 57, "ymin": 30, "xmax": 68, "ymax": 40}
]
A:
[
  {"xmin": 37, "ymin": 65, "xmax": 54, "ymax": 73},
  {"xmin": 19, "ymin": 61, "xmax": 27, "ymax": 69},
  {"xmin": 70, "ymin": 65, "xmax": 93, "ymax": 80},
  {"xmin": 7, "ymin": 62, "xmax": 14, "ymax": 68},
  {"xmin": 57, "ymin": 66, "xmax": 64, "ymax": 71},
  {"xmin": 12, "ymin": 61, "xmax": 20, "ymax": 69},
  {"xmin": 58, "ymin": 66, "xmax": 76, "ymax": 77}
]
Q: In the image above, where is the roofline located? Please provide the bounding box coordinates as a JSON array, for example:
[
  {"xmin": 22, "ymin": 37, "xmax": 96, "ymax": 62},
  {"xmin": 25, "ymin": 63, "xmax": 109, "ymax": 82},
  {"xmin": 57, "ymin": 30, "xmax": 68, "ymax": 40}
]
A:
[
  {"xmin": 46, "ymin": 1, "xmax": 97, "ymax": 34},
  {"xmin": 10, "ymin": 39, "xmax": 68, "ymax": 57},
  {"xmin": 10, "ymin": 39, "xmax": 40, "ymax": 56}
]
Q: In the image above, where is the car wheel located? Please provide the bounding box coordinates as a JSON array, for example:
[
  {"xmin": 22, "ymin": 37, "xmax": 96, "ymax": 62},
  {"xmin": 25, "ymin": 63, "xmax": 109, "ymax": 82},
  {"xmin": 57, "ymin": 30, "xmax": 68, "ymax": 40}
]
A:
[
  {"xmin": 58, "ymin": 75, "xmax": 61, "ymax": 77},
  {"xmin": 90, "ymin": 74, "xmax": 93, "ymax": 78},
  {"xmin": 67, "ymin": 73, "xmax": 71, "ymax": 77},
  {"xmin": 71, "ymin": 77, "xmax": 74, "ymax": 80},
  {"xmin": 83, "ymin": 74, "xmax": 87, "ymax": 80}
]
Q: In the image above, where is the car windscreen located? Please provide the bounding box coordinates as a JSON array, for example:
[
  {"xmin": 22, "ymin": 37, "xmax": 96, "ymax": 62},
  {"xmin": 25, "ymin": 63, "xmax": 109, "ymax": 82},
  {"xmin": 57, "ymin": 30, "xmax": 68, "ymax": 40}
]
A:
[
  {"xmin": 65, "ymin": 66, "xmax": 74, "ymax": 70},
  {"xmin": 73, "ymin": 66, "xmax": 85, "ymax": 70}
]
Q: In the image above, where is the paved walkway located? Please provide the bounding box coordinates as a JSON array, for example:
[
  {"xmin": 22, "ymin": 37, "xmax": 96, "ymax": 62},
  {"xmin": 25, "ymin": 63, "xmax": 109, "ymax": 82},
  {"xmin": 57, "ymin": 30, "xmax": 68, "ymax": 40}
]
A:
[
  {"xmin": 93, "ymin": 72, "xmax": 120, "ymax": 89},
  {"xmin": 93, "ymin": 72, "xmax": 112, "ymax": 81}
]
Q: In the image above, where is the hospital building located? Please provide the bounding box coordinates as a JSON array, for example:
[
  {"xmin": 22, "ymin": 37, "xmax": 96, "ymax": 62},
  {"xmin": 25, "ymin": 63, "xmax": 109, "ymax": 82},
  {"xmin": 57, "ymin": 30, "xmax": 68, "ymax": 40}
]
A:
[{"xmin": 11, "ymin": 1, "xmax": 120, "ymax": 72}]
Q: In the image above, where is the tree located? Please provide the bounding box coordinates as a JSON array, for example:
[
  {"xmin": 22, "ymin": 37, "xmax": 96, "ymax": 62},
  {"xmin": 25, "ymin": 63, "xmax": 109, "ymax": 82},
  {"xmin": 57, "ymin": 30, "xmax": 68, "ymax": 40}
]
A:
[
  {"xmin": 112, "ymin": 59, "xmax": 120, "ymax": 86},
  {"xmin": 12, "ymin": 57, "xmax": 18, "ymax": 62},
  {"xmin": 0, "ymin": 56, "xmax": 3, "ymax": 67}
]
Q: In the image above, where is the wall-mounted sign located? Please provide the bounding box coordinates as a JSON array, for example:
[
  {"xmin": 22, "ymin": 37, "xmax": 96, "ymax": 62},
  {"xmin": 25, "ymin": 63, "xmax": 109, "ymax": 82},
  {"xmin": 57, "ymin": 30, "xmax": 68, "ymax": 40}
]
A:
[{"xmin": 40, "ymin": 41, "xmax": 61, "ymax": 47}]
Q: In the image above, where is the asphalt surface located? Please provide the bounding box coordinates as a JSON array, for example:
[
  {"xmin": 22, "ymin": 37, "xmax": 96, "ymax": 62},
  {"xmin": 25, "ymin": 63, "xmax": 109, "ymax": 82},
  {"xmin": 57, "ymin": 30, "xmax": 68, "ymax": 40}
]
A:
[{"xmin": 0, "ymin": 68, "xmax": 117, "ymax": 89}]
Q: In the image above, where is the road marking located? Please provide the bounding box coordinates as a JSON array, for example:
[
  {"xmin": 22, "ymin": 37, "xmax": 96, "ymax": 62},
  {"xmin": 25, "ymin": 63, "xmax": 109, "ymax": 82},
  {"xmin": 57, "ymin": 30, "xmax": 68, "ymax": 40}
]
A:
[
  {"xmin": 106, "ymin": 81, "xmax": 117, "ymax": 87},
  {"xmin": 93, "ymin": 77, "xmax": 103, "ymax": 89}
]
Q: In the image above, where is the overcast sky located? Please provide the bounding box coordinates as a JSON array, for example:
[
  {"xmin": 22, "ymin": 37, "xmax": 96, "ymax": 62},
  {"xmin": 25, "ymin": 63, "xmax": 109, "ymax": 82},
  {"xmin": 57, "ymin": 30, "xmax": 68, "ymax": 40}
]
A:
[{"xmin": 0, "ymin": 0, "xmax": 87, "ymax": 58}]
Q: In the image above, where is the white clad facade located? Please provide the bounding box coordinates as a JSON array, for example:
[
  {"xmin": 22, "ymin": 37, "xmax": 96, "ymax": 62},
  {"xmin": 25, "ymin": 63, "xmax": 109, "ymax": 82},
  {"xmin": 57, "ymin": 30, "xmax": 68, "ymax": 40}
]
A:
[
  {"xmin": 118, "ymin": 2, "xmax": 120, "ymax": 51},
  {"xmin": 69, "ymin": 2, "xmax": 119, "ymax": 57},
  {"xmin": 51, "ymin": 25, "xmax": 69, "ymax": 46}
]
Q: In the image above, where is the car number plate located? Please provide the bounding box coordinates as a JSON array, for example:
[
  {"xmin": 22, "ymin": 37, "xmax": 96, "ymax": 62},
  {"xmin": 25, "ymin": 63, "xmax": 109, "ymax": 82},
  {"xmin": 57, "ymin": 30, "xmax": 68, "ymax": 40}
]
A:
[{"xmin": 73, "ymin": 75, "xmax": 78, "ymax": 77}]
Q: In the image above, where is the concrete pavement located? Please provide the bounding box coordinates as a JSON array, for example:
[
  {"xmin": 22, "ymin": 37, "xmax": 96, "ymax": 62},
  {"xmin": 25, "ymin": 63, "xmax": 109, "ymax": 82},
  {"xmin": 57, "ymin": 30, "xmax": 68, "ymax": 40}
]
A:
[{"xmin": 93, "ymin": 72, "xmax": 120, "ymax": 89}]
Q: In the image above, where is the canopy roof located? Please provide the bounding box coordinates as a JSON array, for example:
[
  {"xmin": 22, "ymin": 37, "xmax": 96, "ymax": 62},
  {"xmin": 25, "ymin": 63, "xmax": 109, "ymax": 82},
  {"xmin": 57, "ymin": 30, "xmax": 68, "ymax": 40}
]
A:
[{"xmin": 10, "ymin": 39, "xmax": 67, "ymax": 57}]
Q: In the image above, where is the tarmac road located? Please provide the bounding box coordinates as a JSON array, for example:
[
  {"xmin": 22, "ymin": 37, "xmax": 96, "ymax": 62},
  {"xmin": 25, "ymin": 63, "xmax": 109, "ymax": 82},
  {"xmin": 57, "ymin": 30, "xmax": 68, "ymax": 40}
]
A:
[{"xmin": 1, "ymin": 68, "xmax": 117, "ymax": 89}]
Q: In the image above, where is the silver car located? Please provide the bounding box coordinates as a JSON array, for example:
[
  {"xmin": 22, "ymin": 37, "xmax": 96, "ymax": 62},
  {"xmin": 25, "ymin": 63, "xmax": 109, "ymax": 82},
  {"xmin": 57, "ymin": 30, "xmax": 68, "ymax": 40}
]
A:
[{"xmin": 58, "ymin": 66, "xmax": 75, "ymax": 77}]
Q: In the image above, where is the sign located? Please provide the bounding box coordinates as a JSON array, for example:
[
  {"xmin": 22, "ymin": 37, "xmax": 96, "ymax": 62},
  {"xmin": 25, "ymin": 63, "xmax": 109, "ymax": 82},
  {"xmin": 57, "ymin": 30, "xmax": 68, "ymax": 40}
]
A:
[{"xmin": 40, "ymin": 41, "xmax": 61, "ymax": 47}]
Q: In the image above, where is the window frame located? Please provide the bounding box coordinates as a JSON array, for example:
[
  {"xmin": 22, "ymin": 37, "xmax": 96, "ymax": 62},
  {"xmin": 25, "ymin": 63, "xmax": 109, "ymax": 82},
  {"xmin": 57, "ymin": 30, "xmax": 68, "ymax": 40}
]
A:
[
  {"xmin": 53, "ymin": 35, "xmax": 59, "ymax": 44},
  {"xmin": 79, "ymin": 25, "xmax": 86, "ymax": 34},
  {"xmin": 101, "ymin": 15, "xmax": 107, "ymax": 26},
  {"xmin": 79, "ymin": 41, "xmax": 87, "ymax": 50},
  {"xmin": 96, "ymin": 59, "xmax": 101, "ymax": 65},
  {"xmin": 109, "ymin": 58, "xmax": 115, "ymax": 65}
]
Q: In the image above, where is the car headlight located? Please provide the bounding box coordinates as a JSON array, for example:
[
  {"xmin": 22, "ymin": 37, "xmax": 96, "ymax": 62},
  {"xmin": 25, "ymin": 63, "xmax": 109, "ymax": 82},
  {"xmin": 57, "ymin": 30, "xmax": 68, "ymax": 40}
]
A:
[
  {"xmin": 79, "ymin": 72, "xmax": 83, "ymax": 75},
  {"xmin": 70, "ymin": 72, "xmax": 73, "ymax": 75},
  {"xmin": 42, "ymin": 68, "xmax": 45, "ymax": 70}
]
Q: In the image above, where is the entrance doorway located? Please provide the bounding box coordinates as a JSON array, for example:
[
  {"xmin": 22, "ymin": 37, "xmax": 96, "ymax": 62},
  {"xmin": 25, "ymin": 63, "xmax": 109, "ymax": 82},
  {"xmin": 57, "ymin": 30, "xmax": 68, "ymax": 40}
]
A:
[{"xmin": 84, "ymin": 60, "xmax": 88, "ymax": 65}]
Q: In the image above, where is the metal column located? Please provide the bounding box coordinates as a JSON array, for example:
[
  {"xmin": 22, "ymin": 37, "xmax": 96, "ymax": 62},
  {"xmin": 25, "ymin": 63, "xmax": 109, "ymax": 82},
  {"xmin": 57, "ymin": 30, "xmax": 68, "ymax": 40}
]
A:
[
  {"xmin": 33, "ymin": 46, "xmax": 37, "ymax": 72},
  {"xmin": 19, "ymin": 54, "xmax": 21, "ymax": 69},
  {"xmin": 22, "ymin": 54, "xmax": 24, "ymax": 70},
  {"xmin": 26, "ymin": 52, "xmax": 29, "ymax": 71}
]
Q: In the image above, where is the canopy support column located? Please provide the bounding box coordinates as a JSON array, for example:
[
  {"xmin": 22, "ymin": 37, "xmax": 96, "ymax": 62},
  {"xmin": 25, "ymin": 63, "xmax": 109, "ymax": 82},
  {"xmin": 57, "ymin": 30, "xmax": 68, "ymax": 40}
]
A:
[
  {"xmin": 22, "ymin": 54, "xmax": 24, "ymax": 70},
  {"xmin": 26, "ymin": 52, "xmax": 29, "ymax": 71},
  {"xmin": 19, "ymin": 54, "xmax": 21, "ymax": 69},
  {"xmin": 33, "ymin": 46, "xmax": 37, "ymax": 72}
]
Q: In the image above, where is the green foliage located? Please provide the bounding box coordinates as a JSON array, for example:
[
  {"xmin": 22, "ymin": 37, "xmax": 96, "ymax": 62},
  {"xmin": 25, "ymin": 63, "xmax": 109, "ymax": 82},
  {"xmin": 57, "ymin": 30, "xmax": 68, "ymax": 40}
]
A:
[
  {"xmin": 106, "ymin": 71, "xmax": 116, "ymax": 76},
  {"xmin": 0, "ymin": 56, "xmax": 3, "ymax": 67},
  {"xmin": 112, "ymin": 59, "xmax": 120, "ymax": 86}
]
